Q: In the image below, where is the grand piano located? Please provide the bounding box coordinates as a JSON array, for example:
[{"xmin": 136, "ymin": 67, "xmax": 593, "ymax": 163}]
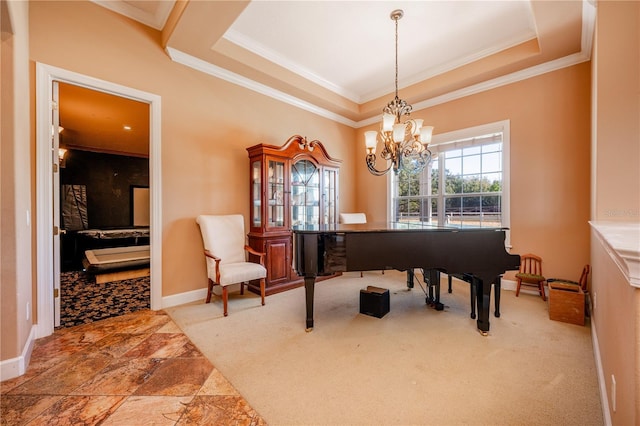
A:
[{"xmin": 293, "ymin": 222, "xmax": 520, "ymax": 335}]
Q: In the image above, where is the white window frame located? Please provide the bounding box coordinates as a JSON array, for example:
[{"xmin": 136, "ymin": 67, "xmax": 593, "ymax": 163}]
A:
[{"xmin": 388, "ymin": 120, "xmax": 511, "ymax": 248}]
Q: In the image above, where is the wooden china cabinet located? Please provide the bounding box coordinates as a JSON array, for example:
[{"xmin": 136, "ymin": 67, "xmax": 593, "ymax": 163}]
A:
[{"xmin": 246, "ymin": 135, "xmax": 341, "ymax": 295}]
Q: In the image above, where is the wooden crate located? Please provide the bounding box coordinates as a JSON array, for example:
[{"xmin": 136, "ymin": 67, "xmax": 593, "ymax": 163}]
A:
[{"xmin": 548, "ymin": 281, "xmax": 585, "ymax": 326}]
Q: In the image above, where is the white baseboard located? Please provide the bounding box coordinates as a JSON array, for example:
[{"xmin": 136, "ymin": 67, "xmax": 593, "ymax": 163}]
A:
[
  {"xmin": 500, "ymin": 278, "xmax": 517, "ymax": 291},
  {"xmin": 501, "ymin": 278, "xmax": 551, "ymax": 298},
  {"xmin": 590, "ymin": 313, "xmax": 612, "ymax": 425},
  {"xmin": 161, "ymin": 287, "xmax": 208, "ymax": 309},
  {"xmin": 0, "ymin": 325, "xmax": 36, "ymax": 382}
]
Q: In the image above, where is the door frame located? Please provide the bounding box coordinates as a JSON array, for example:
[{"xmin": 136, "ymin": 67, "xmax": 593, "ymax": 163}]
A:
[{"xmin": 35, "ymin": 63, "xmax": 162, "ymax": 338}]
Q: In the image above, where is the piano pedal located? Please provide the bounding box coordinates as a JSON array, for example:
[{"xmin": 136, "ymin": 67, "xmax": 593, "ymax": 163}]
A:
[{"xmin": 425, "ymin": 298, "xmax": 445, "ymax": 311}]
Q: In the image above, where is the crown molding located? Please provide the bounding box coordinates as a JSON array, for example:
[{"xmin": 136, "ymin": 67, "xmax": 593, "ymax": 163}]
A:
[
  {"xmin": 166, "ymin": 47, "xmax": 357, "ymax": 128},
  {"xmin": 92, "ymin": 0, "xmax": 174, "ymax": 30},
  {"xmin": 357, "ymin": 50, "xmax": 591, "ymax": 129}
]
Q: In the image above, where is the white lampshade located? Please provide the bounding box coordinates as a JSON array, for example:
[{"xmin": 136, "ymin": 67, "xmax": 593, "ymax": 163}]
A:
[
  {"xmin": 420, "ymin": 126, "xmax": 434, "ymax": 144},
  {"xmin": 382, "ymin": 113, "xmax": 395, "ymax": 132},
  {"xmin": 364, "ymin": 131, "xmax": 378, "ymax": 153},
  {"xmin": 392, "ymin": 123, "xmax": 406, "ymax": 143},
  {"xmin": 412, "ymin": 119, "xmax": 423, "ymax": 136}
]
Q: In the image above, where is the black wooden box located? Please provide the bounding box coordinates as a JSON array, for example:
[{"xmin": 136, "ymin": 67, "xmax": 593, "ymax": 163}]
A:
[{"xmin": 359, "ymin": 286, "xmax": 390, "ymax": 318}]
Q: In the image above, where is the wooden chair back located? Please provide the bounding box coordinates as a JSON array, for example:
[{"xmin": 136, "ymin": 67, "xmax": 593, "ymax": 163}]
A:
[
  {"xmin": 519, "ymin": 253, "xmax": 543, "ymax": 278},
  {"xmin": 578, "ymin": 264, "xmax": 590, "ymax": 292},
  {"xmin": 339, "ymin": 212, "xmax": 367, "ymax": 224}
]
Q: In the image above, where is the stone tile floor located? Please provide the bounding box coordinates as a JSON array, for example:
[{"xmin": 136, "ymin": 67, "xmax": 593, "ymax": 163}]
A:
[{"xmin": 0, "ymin": 310, "xmax": 266, "ymax": 425}]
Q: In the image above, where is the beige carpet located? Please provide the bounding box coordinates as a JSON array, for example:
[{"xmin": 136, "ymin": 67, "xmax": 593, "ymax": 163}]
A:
[{"xmin": 165, "ymin": 270, "xmax": 603, "ymax": 426}]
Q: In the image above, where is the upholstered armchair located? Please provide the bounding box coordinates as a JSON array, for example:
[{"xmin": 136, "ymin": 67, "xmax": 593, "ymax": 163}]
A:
[{"xmin": 196, "ymin": 214, "xmax": 266, "ymax": 316}]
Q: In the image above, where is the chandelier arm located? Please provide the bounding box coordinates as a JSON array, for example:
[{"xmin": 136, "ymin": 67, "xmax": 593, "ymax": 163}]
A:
[{"xmin": 366, "ymin": 153, "xmax": 394, "ymax": 176}]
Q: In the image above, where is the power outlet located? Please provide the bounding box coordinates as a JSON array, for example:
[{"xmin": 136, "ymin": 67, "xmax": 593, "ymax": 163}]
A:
[
  {"xmin": 611, "ymin": 374, "xmax": 616, "ymax": 412},
  {"xmin": 26, "ymin": 302, "xmax": 30, "ymax": 321},
  {"xmin": 592, "ymin": 292, "xmax": 597, "ymax": 311}
]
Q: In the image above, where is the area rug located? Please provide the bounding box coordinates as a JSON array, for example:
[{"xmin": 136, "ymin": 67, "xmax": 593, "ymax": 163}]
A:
[{"xmin": 58, "ymin": 271, "xmax": 150, "ymax": 329}]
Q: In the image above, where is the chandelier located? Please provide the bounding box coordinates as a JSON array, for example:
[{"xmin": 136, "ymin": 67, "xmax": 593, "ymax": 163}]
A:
[{"xmin": 365, "ymin": 9, "xmax": 434, "ymax": 176}]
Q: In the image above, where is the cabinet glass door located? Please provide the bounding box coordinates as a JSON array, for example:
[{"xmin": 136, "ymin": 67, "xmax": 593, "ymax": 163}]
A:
[
  {"xmin": 323, "ymin": 168, "xmax": 338, "ymax": 225},
  {"xmin": 291, "ymin": 160, "xmax": 319, "ymax": 226},
  {"xmin": 267, "ymin": 159, "xmax": 285, "ymax": 227},
  {"xmin": 251, "ymin": 160, "xmax": 262, "ymax": 227}
]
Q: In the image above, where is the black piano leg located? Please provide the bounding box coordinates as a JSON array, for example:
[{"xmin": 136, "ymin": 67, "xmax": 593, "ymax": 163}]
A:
[
  {"xmin": 448, "ymin": 275, "xmax": 452, "ymax": 293},
  {"xmin": 304, "ymin": 276, "xmax": 316, "ymax": 332},
  {"xmin": 476, "ymin": 278, "xmax": 490, "ymax": 335},
  {"xmin": 470, "ymin": 278, "xmax": 477, "ymax": 319},
  {"xmin": 494, "ymin": 276, "xmax": 501, "ymax": 318},
  {"xmin": 406, "ymin": 269, "xmax": 414, "ymax": 289}
]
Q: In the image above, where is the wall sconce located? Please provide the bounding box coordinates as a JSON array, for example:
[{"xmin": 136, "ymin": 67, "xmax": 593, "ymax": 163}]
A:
[{"xmin": 59, "ymin": 148, "xmax": 67, "ymax": 168}]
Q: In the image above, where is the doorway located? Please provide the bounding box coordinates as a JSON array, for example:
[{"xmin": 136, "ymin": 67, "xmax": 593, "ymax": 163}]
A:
[
  {"xmin": 35, "ymin": 63, "xmax": 162, "ymax": 338},
  {"xmin": 57, "ymin": 83, "xmax": 150, "ymax": 326}
]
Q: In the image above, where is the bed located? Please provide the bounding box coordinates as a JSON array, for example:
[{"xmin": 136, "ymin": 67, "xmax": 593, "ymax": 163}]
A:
[{"xmin": 83, "ymin": 245, "xmax": 150, "ymax": 284}]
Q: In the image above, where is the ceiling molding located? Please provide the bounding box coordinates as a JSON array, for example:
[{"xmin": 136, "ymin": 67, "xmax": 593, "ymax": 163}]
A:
[
  {"xmin": 223, "ymin": 29, "xmax": 361, "ymax": 103},
  {"xmin": 166, "ymin": 47, "xmax": 357, "ymax": 128},
  {"xmin": 168, "ymin": 45, "xmax": 591, "ymax": 131},
  {"xmin": 92, "ymin": 0, "xmax": 173, "ymax": 30},
  {"xmin": 357, "ymin": 50, "xmax": 591, "ymax": 129}
]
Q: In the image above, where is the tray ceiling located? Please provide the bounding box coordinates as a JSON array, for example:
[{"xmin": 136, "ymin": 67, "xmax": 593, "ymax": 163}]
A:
[{"xmin": 66, "ymin": 0, "xmax": 593, "ymax": 154}]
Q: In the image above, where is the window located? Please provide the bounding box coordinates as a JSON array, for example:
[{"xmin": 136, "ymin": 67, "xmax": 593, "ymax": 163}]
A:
[{"xmin": 390, "ymin": 120, "xmax": 510, "ymax": 235}]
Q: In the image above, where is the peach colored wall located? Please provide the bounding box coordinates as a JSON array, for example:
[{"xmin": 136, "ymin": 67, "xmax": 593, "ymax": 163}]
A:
[
  {"xmin": 28, "ymin": 1, "xmax": 357, "ymax": 300},
  {"xmin": 590, "ymin": 2, "xmax": 640, "ymax": 424},
  {"xmin": 1, "ymin": 0, "xmax": 18, "ymax": 359},
  {"xmin": 357, "ymin": 64, "xmax": 592, "ymax": 281},
  {"xmin": 591, "ymin": 230, "xmax": 638, "ymax": 425},
  {"xmin": 1, "ymin": 0, "xmax": 33, "ymax": 363},
  {"xmin": 593, "ymin": 1, "xmax": 640, "ymax": 222}
]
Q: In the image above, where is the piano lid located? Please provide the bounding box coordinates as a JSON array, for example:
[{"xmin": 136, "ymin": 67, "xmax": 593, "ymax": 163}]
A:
[{"xmin": 292, "ymin": 221, "xmax": 509, "ymax": 234}]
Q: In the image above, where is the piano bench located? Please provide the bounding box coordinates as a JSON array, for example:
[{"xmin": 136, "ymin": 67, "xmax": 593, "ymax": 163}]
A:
[{"xmin": 360, "ymin": 286, "xmax": 390, "ymax": 318}]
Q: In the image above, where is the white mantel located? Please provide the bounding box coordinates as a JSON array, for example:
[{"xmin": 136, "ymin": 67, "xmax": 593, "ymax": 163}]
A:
[{"xmin": 590, "ymin": 221, "xmax": 640, "ymax": 288}]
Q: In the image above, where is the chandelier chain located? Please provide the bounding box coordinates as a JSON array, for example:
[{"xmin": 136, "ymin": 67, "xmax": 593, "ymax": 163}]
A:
[{"xmin": 394, "ymin": 13, "xmax": 399, "ymax": 100}]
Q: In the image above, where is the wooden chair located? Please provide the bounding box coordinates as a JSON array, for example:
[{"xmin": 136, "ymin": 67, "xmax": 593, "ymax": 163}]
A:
[
  {"xmin": 548, "ymin": 264, "xmax": 590, "ymax": 292},
  {"xmin": 196, "ymin": 214, "xmax": 266, "ymax": 316},
  {"xmin": 515, "ymin": 253, "xmax": 546, "ymax": 301}
]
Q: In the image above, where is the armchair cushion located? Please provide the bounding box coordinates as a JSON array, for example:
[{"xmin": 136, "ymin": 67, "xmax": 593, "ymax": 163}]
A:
[{"xmin": 218, "ymin": 262, "xmax": 266, "ymax": 286}]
